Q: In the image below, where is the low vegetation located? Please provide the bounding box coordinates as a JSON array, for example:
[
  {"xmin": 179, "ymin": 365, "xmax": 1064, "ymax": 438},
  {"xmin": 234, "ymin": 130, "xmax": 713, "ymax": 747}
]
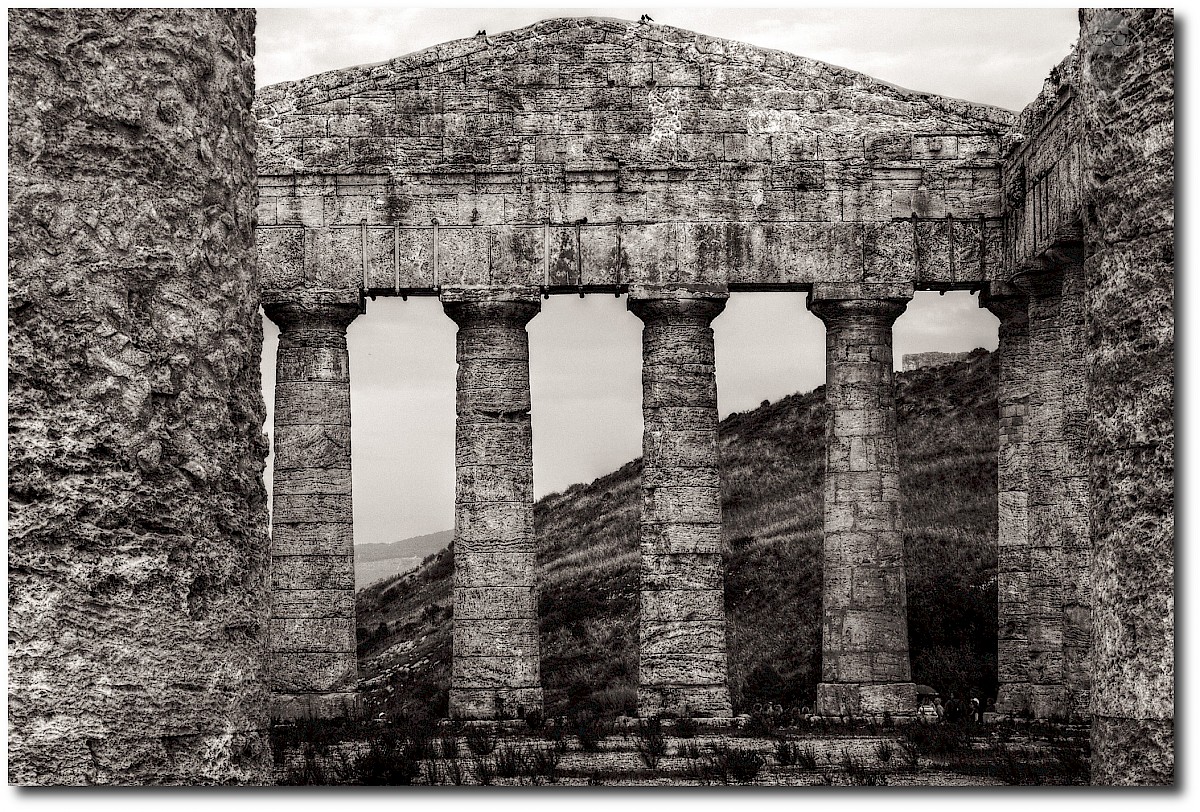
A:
[{"xmin": 356, "ymin": 351, "xmax": 1000, "ymax": 721}]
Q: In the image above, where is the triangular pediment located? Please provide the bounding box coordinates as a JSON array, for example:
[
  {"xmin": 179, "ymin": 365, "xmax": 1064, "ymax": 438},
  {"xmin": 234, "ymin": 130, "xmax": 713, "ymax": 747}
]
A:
[{"xmin": 256, "ymin": 17, "xmax": 1014, "ymax": 175}]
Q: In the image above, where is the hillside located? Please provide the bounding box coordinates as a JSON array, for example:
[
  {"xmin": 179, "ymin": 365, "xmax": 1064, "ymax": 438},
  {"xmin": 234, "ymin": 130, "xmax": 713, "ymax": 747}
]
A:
[
  {"xmin": 354, "ymin": 529, "xmax": 453, "ymax": 589},
  {"xmin": 356, "ymin": 351, "xmax": 998, "ymax": 719}
]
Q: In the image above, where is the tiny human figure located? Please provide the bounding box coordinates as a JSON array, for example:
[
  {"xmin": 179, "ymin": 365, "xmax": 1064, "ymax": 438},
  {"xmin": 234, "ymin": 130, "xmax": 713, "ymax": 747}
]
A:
[
  {"xmin": 934, "ymin": 697, "xmax": 945, "ymax": 720},
  {"xmin": 970, "ymin": 696, "xmax": 982, "ymax": 724}
]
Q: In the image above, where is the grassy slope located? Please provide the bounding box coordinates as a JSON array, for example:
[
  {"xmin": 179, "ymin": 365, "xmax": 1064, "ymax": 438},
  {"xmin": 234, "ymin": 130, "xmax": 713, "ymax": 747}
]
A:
[{"xmin": 356, "ymin": 351, "xmax": 998, "ymax": 719}]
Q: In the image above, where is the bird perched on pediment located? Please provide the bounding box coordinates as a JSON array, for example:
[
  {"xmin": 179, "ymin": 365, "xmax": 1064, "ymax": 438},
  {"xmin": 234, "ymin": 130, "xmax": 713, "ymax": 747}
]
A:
[{"xmin": 640, "ymin": 14, "xmax": 654, "ymax": 24}]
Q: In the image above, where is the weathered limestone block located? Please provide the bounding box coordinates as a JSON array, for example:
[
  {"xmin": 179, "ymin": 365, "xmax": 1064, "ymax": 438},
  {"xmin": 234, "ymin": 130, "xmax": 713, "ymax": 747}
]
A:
[
  {"xmin": 982, "ymin": 288, "xmax": 1032, "ymax": 715},
  {"xmin": 1009, "ymin": 254, "xmax": 1090, "ymax": 721},
  {"xmin": 808, "ymin": 286, "xmax": 916, "ymax": 717},
  {"xmin": 255, "ymin": 17, "xmax": 1014, "ymax": 293},
  {"xmin": 629, "ymin": 286, "xmax": 732, "ymax": 718},
  {"xmin": 264, "ymin": 300, "xmax": 362, "ymax": 720},
  {"xmin": 1079, "ymin": 7, "xmax": 1174, "ymax": 785},
  {"xmin": 7, "ymin": 8, "xmax": 267, "ymax": 785},
  {"xmin": 443, "ymin": 288, "xmax": 544, "ymax": 719}
]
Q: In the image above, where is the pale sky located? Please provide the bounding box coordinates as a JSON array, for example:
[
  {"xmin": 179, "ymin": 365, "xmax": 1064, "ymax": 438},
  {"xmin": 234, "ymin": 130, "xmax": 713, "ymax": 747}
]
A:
[{"xmin": 255, "ymin": 7, "xmax": 1082, "ymax": 544}]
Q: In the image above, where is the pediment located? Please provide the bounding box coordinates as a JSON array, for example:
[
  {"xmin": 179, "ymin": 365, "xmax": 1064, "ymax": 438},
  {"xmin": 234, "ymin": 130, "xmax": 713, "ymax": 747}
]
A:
[{"xmin": 256, "ymin": 17, "xmax": 1015, "ymax": 176}]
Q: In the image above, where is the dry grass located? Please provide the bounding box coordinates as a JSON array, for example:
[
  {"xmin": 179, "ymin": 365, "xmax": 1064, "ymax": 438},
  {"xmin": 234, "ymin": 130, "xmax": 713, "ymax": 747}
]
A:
[{"xmin": 357, "ymin": 351, "xmax": 1000, "ymax": 718}]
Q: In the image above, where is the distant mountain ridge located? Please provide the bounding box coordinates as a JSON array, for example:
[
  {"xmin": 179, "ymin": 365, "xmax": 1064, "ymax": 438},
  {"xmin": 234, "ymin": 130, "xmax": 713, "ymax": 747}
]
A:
[
  {"xmin": 356, "ymin": 529, "xmax": 453, "ymax": 563},
  {"xmin": 354, "ymin": 529, "xmax": 453, "ymax": 589},
  {"xmin": 356, "ymin": 350, "xmax": 999, "ymax": 718}
]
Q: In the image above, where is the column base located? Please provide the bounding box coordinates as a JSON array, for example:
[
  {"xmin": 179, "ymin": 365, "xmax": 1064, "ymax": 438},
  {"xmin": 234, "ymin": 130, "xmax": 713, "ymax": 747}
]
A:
[
  {"xmin": 1028, "ymin": 684, "xmax": 1069, "ymax": 720},
  {"xmin": 639, "ymin": 685, "xmax": 732, "ymax": 719},
  {"xmin": 996, "ymin": 683, "xmax": 1031, "ymax": 717},
  {"xmin": 817, "ymin": 682, "xmax": 917, "ymax": 718},
  {"xmin": 450, "ymin": 687, "xmax": 543, "ymax": 721},
  {"xmin": 272, "ymin": 691, "xmax": 362, "ymax": 722}
]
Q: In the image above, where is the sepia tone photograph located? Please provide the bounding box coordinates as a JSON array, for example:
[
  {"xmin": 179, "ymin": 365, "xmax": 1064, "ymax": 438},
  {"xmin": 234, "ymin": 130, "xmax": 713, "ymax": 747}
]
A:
[{"xmin": 7, "ymin": 5, "xmax": 1175, "ymax": 791}]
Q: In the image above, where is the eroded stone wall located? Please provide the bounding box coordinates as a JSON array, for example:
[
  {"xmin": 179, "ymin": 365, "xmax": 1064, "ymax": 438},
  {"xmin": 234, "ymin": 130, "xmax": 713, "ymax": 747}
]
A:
[
  {"xmin": 254, "ymin": 17, "xmax": 1013, "ymax": 296},
  {"xmin": 8, "ymin": 9, "xmax": 268, "ymax": 784},
  {"xmin": 1078, "ymin": 7, "xmax": 1174, "ymax": 786}
]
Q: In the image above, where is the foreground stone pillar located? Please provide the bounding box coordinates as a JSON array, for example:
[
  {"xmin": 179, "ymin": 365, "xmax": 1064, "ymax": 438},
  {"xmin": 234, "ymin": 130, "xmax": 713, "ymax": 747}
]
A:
[
  {"xmin": 628, "ymin": 285, "xmax": 733, "ymax": 718},
  {"xmin": 1079, "ymin": 7, "xmax": 1174, "ymax": 784},
  {"xmin": 982, "ymin": 285, "xmax": 1032, "ymax": 717},
  {"xmin": 1056, "ymin": 249, "xmax": 1093, "ymax": 721},
  {"xmin": 443, "ymin": 288, "xmax": 544, "ymax": 720},
  {"xmin": 8, "ymin": 9, "xmax": 268, "ymax": 784},
  {"xmin": 1023, "ymin": 264, "xmax": 1079, "ymax": 720},
  {"xmin": 265, "ymin": 300, "xmax": 362, "ymax": 720},
  {"xmin": 808, "ymin": 285, "xmax": 916, "ymax": 717}
]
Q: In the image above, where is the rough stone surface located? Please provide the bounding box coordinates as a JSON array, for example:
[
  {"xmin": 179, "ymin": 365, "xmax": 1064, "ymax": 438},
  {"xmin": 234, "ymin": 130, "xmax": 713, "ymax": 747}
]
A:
[
  {"xmin": 808, "ymin": 286, "xmax": 915, "ymax": 716},
  {"xmin": 629, "ymin": 285, "xmax": 732, "ymax": 717},
  {"xmin": 254, "ymin": 17, "xmax": 1014, "ymax": 296},
  {"xmin": 264, "ymin": 301, "xmax": 362, "ymax": 719},
  {"xmin": 443, "ymin": 289, "xmax": 544, "ymax": 719},
  {"xmin": 1079, "ymin": 7, "xmax": 1174, "ymax": 786},
  {"xmin": 981, "ymin": 289, "xmax": 1031, "ymax": 716},
  {"xmin": 7, "ymin": 9, "xmax": 268, "ymax": 784}
]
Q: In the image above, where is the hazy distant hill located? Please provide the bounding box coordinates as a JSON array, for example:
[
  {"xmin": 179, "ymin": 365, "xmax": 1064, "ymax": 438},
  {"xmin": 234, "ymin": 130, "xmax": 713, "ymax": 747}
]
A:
[
  {"xmin": 354, "ymin": 529, "xmax": 452, "ymax": 589},
  {"xmin": 356, "ymin": 351, "xmax": 999, "ymax": 719}
]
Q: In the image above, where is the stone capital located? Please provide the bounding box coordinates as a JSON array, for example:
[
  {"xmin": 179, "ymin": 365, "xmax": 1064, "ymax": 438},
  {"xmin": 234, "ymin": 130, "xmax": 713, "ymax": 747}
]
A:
[
  {"xmin": 807, "ymin": 295, "xmax": 908, "ymax": 328},
  {"xmin": 628, "ymin": 294, "xmax": 727, "ymax": 326},
  {"xmin": 980, "ymin": 283, "xmax": 1030, "ymax": 326},
  {"xmin": 263, "ymin": 299, "xmax": 362, "ymax": 333},
  {"xmin": 441, "ymin": 286, "xmax": 541, "ymax": 329}
]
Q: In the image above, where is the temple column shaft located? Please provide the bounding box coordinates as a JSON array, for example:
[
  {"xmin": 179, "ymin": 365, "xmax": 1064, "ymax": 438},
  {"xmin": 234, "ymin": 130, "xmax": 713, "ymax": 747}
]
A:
[
  {"xmin": 1026, "ymin": 270, "xmax": 1066, "ymax": 717},
  {"xmin": 982, "ymin": 288, "xmax": 1033, "ymax": 717},
  {"xmin": 629, "ymin": 286, "xmax": 732, "ymax": 718},
  {"xmin": 443, "ymin": 288, "xmax": 543, "ymax": 720},
  {"xmin": 1025, "ymin": 255, "xmax": 1097, "ymax": 720},
  {"xmin": 809, "ymin": 288, "xmax": 915, "ymax": 717},
  {"xmin": 265, "ymin": 300, "xmax": 362, "ymax": 720},
  {"xmin": 1057, "ymin": 253, "xmax": 1093, "ymax": 721}
]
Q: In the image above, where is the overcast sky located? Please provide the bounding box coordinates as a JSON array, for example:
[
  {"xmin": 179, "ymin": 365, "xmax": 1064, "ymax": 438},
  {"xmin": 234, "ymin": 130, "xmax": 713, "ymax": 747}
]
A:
[{"xmin": 255, "ymin": 7, "xmax": 1082, "ymax": 545}]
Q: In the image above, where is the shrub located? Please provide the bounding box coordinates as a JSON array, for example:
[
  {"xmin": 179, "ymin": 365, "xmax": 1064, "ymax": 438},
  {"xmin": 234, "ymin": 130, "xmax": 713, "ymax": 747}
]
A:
[
  {"xmin": 674, "ymin": 715, "xmax": 699, "ymax": 739},
  {"xmin": 573, "ymin": 710, "xmax": 610, "ymax": 752},
  {"xmin": 875, "ymin": 740, "xmax": 894, "ymax": 763},
  {"xmin": 473, "ymin": 757, "xmax": 494, "ymax": 786},
  {"xmin": 634, "ymin": 717, "xmax": 669, "ymax": 770},
  {"xmin": 796, "ymin": 743, "xmax": 818, "ymax": 770},
  {"xmin": 528, "ymin": 745, "xmax": 561, "ymax": 783},
  {"xmin": 421, "ymin": 758, "xmax": 440, "ymax": 786},
  {"xmin": 524, "ymin": 708, "xmax": 546, "ymax": 733},
  {"xmin": 464, "ymin": 725, "xmax": 498, "ymax": 757},
  {"xmin": 774, "ymin": 739, "xmax": 798, "ymax": 767},
  {"xmin": 494, "ymin": 745, "xmax": 526, "ymax": 779},
  {"xmin": 438, "ymin": 735, "xmax": 459, "ymax": 760},
  {"xmin": 358, "ymin": 732, "xmax": 419, "ymax": 786},
  {"xmin": 444, "ymin": 757, "xmax": 465, "ymax": 786},
  {"xmin": 902, "ymin": 719, "xmax": 969, "ymax": 756},
  {"xmin": 705, "ymin": 744, "xmax": 765, "ymax": 784}
]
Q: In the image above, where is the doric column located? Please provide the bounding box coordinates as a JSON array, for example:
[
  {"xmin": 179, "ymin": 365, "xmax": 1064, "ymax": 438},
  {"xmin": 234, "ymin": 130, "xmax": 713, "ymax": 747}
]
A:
[
  {"xmin": 1056, "ymin": 249, "xmax": 1092, "ymax": 722},
  {"xmin": 982, "ymin": 284, "xmax": 1033, "ymax": 717},
  {"xmin": 808, "ymin": 285, "xmax": 916, "ymax": 717},
  {"xmin": 628, "ymin": 285, "xmax": 732, "ymax": 719},
  {"xmin": 443, "ymin": 287, "xmax": 543, "ymax": 720},
  {"xmin": 1025, "ymin": 268, "xmax": 1066, "ymax": 718},
  {"xmin": 1023, "ymin": 247, "xmax": 1091, "ymax": 721},
  {"xmin": 264, "ymin": 299, "xmax": 362, "ymax": 720}
]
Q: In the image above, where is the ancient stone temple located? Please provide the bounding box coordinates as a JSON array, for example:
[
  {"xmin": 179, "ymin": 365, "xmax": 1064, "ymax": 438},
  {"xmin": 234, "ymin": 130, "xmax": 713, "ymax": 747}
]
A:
[
  {"xmin": 254, "ymin": 16, "xmax": 1015, "ymax": 721},
  {"xmin": 254, "ymin": 18, "xmax": 1174, "ymax": 781},
  {"xmin": 8, "ymin": 9, "xmax": 1173, "ymax": 787}
]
